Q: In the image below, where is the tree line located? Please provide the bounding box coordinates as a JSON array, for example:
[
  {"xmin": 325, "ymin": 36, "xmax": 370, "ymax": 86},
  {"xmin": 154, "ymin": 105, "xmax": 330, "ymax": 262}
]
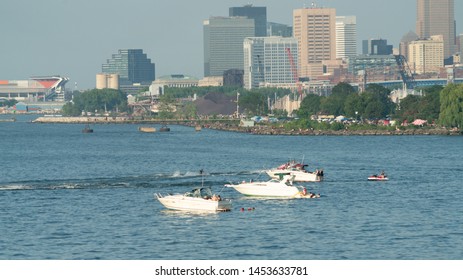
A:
[{"xmin": 59, "ymin": 83, "xmax": 463, "ymax": 129}]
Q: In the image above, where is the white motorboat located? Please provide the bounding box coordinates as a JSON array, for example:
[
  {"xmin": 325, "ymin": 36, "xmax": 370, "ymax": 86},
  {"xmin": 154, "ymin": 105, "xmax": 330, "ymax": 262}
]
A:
[
  {"xmin": 225, "ymin": 175, "xmax": 320, "ymax": 199},
  {"xmin": 266, "ymin": 161, "xmax": 323, "ymax": 182},
  {"xmin": 155, "ymin": 187, "xmax": 232, "ymax": 212}
]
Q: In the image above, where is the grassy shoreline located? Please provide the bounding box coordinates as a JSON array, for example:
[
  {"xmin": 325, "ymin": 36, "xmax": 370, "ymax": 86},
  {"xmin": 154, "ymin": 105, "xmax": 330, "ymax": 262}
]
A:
[{"xmin": 32, "ymin": 116, "xmax": 462, "ymax": 136}]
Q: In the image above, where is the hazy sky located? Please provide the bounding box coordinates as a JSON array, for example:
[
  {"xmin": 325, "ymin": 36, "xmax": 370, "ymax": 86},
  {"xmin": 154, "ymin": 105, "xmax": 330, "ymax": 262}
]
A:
[{"xmin": 1, "ymin": 0, "xmax": 462, "ymax": 89}]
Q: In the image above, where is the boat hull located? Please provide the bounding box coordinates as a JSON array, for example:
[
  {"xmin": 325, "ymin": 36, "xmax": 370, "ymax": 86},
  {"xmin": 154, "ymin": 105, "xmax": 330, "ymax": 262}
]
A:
[
  {"xmin": 229, "ymin": 182, "xmax": 301, "ymax": 198},
  {"xmin": 139, "ymin": 127, "xmax": 156, "ymax": 133},
  {"xmin": 368, "ymin": 177, "xmax": 389, "ymax": 181},
  {"xmin": 266, "ymin": 169, "xmax": 321, "ymax": 182},
  {"xmin": 156, "ymin": 195, "xmax": 232, "ymax": 212}
]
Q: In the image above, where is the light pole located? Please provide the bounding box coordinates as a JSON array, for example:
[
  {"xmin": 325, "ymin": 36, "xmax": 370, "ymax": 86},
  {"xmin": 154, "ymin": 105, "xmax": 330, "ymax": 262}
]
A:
[{"xmin": 236, "ymin": 92, "xmax": 240, "ymax": 118}]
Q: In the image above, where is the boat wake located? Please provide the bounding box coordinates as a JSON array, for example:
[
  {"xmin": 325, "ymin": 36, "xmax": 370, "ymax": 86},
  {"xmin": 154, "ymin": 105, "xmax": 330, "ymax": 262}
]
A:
[{"xmin": 0, "ymin": 170, "xmax": 257, "ymax": 192}]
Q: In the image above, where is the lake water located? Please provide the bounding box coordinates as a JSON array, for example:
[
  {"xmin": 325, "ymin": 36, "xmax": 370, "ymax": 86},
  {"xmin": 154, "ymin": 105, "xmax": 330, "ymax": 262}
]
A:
[{"xmin": 1, "ymin": 115, "xmax": 462, "ymax": 259}]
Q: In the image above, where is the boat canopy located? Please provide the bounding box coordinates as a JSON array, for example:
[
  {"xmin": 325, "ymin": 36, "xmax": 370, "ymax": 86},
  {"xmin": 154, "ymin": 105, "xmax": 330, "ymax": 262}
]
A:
[{"xmin": 186, "ymin": 187, "xmax": 213, "ymax": 198}]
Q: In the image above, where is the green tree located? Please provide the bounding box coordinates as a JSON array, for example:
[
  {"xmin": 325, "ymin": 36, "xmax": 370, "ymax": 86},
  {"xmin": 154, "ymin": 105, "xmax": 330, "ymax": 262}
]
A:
[
  {"xmin": 320, "ymin": 82, "xmax": 356, "ymax": 115},
  {"xmin": 0, "ymin": 99, "xmax": 17, "ymax": 107},
  {"xmin": 297, "ymin": 94, "xmax": 322, "ymax": 118},
  {"xmin": 344, "ymin": 93, "xmax": 364, "ymax": 119},
  {"xmin": 396, "ymin": 95, "xmax": 420, "ymax": 122},
  {"xmin": 61, "ymin": 89, "xmax": 128, "ymax": 116},
  {"xmin": 439, "ymin": 84, "xmax": 463, "ymax": 128},
  {"xmin": 418, "ymin": 86, "xmax": 441, "ymax": 122},
  {"xmin": 239, "ymin": 91, "xmax": 268, "ymax": 115},
  {"xmin": 360, "ymin": 85, "xmax": 394, "ymax": 119},
  {"xmin": 158, "ymin": 94, "xmax": 176, "ymax": 119},
  {"xmin": 332, "ymin": 82, "xmax": 356, "ymax": 96}
]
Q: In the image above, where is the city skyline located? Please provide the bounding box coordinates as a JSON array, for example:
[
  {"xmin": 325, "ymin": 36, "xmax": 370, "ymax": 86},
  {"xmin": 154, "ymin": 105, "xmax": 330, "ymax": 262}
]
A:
[{"xmin": 1, "ymin": 0, "xmax": 462, "ymax": 89}]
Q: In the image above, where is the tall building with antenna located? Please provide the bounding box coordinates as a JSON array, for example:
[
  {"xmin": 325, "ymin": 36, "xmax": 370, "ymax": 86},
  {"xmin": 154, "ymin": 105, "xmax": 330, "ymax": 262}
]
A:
[{"xmin": 416, "ymin": 0, "xmax": 457, "ymax": 59}]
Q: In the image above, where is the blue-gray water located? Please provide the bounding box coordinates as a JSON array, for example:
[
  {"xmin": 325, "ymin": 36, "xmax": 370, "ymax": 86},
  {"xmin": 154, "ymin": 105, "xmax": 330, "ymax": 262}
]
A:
[{"xmin": 1, "ymin": 115, "xmax": 462, "ymax": 260}]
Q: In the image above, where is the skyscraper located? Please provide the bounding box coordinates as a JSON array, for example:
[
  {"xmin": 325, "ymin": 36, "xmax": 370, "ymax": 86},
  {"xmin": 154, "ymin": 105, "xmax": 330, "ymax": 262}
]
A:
[
  {"xmin": 336, "ymin": 16, "xmax": 357, "ymax": 60},
  {"xmin": 243, "ymin": 36, "xmax": 298, "ymax": 89},
  {"xmin": 203, "ymin": 16, "xmax": 255, "ymax": 77},
  {"xmin": 102, "ymin": 49, "xmax": 155, "ymax": 85},
  {"xmin": 229, "ymin": 5, "xmax": 267, "ymax": 37},
  {"xmin": 416, "ymin": 0, "xmax": 456, "ymax": 58},
  {"xmin": 293, "ymin": 7, "xmax": 336, "ymax": 79}
]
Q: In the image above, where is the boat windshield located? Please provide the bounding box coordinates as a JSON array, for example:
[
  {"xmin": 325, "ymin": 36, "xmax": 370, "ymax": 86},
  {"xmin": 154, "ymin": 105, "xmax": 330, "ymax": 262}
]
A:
[{"xmin": 187, "ymin": 188, "xmax": 213, "ymax": 198}]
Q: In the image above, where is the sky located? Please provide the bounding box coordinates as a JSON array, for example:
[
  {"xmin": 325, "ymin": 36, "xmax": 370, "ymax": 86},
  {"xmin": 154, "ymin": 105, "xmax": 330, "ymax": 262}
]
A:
[{"xmin": 1, "ymin": 0, "xmax": 462, "ymax": 89}]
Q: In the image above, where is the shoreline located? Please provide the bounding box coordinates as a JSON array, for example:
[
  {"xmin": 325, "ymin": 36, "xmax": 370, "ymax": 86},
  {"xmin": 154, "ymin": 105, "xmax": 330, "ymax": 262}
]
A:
[{"xmin": 32, "ymin": 116, "xmax": 462, "ymax": 136}]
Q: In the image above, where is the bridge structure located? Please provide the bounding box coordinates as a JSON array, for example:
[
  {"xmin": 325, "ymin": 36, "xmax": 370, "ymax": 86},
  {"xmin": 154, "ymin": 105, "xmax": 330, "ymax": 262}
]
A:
[{"xmin": 367, "ymin": 78, "xmax": 463, "ymax": 89}]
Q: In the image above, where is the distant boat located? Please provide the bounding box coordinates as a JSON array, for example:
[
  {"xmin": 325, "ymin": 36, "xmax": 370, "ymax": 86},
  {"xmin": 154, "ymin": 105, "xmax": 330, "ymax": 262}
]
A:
[
  {"xmin": 82, "ymin": 124, "xmax": 93, "ymax": 133},
  {"xmin": 138, "ymin": 126, "xmax": 156, "ymax": 133},
  {"xmin": 368, "ymin": 171, "xmax": 388, "ymax": 181},
  {"xmin": 0, "ymin": 117, "xmax": 16, "ymax": 122},
  {"xmin": 159, "ymin": 124, "xmax": 170, "ymax": 132},
  {"xmin": 195, "ymin": 125, "xmax": 202, "ymax": 131}
]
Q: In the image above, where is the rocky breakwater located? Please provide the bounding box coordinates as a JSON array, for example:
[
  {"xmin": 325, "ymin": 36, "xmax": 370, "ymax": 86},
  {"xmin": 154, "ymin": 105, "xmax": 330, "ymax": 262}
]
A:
[
  {"xmin": 33, "ymin": 116, "xmax": 131, "ymax": 123},
  {"xmin": 201, "ymin": 122, "xmax": 461, "ymax": 136}
]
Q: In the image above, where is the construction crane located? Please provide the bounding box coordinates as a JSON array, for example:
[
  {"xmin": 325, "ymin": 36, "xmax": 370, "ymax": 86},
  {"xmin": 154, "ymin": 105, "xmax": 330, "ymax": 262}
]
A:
[
  {"xmin": 285, "ymin": 47, "xmax": 303, "ymax": 99},
  {"xmin": 394, "ymin": 54, "xmax": 416, "ymax": 89}
]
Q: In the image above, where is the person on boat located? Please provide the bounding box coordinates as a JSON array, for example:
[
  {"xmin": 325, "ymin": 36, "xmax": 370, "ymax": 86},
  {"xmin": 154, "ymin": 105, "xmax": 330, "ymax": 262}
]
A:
[{"xmin": 302, "ymin": 187, "xmax": 307, "ymax": 196}]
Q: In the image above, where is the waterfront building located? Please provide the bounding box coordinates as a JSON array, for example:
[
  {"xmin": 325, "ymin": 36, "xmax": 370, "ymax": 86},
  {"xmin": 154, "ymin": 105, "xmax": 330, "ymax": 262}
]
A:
[
  {"xmin": 408, "ymin": 35, "xmax": 444, "ymax": 74},
  {"xmin": 102, "ymin": 49, "xmax": 155, "ymax": 86},
  {"xmin": 96, "ymin": 73, "xmax": 119, "ymax": 90},
  {"xmin": 0, "ymin": 76, "xmax": 68, "ymax": 102},
  {"xmin": 336, "ymin": 16, "xmax": 357, "ymax": 60},
  {"xmin": 362, "ymin": 39, "xmax": 393, "ymax": 55},
  {"xmin": 149, "ymin": 74, "xmax": 199, "ymax": 96},
  {"xmin": 416, "ymin": 0, "xmax": 457, "ymax": 58},
  {"xmin": 243, "ymin": 37, "xmax": 298, "ymax": 89},
  {"xmin": 293, "ymin": 7, "xmax": 336, "ymax": 79},
  {"xmin": 267, "ymin": 22, "xmax": 292, "ymax": 37},
  {"xmin": 229, "ymin": 5, "xmax": 267, "ymax": 37},
  {"xmin": 203, "ymin": 16, "xmax": 255, "ymax": 77}
]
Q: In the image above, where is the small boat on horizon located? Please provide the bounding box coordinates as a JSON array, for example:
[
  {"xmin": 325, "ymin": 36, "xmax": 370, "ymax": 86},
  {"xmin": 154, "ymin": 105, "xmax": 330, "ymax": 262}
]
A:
[
  {"xmin": 138, "ymin": 126, "xmax": 156, "ymax": 133},
  {"xmin": 82, "ymin": 124, "xmax": 93, "ymax": 133},
  {"xmin": 368, "ymin": 171, "xmax": 388, "ymax": 181},
  {"xmin": 159, "ymin": 124, "xmax": 170, "ymax": 132}
]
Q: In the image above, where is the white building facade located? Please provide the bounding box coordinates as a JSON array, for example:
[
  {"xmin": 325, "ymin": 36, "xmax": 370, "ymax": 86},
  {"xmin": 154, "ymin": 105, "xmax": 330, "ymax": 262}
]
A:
[
  {"xmin": 336, "ymin": 16, "xmax": 357, "ymax": 60},
  {"xmin": 243, "ymin": 36, "xmax": 298, "ymax": 89}
]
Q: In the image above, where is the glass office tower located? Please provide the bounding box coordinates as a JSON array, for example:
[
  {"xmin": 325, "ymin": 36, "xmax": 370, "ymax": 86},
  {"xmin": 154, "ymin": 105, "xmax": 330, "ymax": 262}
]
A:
[
  {"xmin": 102, "ymin": 49, "xmax": 155, "ymax": 85},
  {"xmin": 229, "ymin": 5, "xmax": 267, "ymax": 37}
]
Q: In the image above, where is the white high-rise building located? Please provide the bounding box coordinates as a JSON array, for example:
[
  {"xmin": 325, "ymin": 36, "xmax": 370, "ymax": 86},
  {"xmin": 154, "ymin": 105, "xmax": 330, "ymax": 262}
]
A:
[
  {"xmin": 243, "ymin": 37, "xmax": 298, "ymax": 89},
  {"xmin": 336, "ymin": 16, "xmax": 357, "ymax": 60}
]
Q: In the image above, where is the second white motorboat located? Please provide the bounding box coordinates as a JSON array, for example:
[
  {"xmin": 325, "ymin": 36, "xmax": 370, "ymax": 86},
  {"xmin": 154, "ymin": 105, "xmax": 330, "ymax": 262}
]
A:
[
  {"xmin": 266, "ymin": 161, "xmax": 323, "ymax": 182},
  {"xmin": 225, "ymin": 175, "xmax": 320, "ymax": 199}
]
